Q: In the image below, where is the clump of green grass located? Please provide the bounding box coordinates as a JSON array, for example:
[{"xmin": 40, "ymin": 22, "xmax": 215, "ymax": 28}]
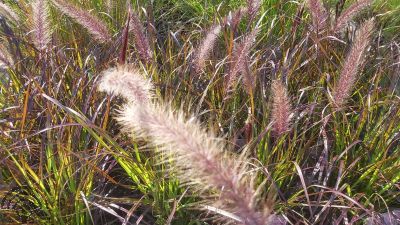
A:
[{"xmin": 0, "ymin": 0, "xmax": 399, "ymax": 224}]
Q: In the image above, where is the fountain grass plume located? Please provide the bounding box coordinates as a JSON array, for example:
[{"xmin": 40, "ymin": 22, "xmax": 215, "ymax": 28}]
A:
[
  {"xmin": 117, "ymin": 102, "xmax": 270, "ymax": 225},
  {"xmin": 225, "ymin": 28, "xmax": 258, "ymax": 94},
  {"xmin": 225, "ymin": 7, "xmax": 248, "ymax": 31},
  {"xmin": 51, "ymin": 0, "xmax": 111, "ymax": 43},
  {"xmin": 306, "ymin": 0, "xmax": 329, "ymax": 31},
  {"xmin": 333, "ymin": 0, "xmax": 372, "ymax": 32},
  {"xmin": 332, "ymin": 18, "xmax": 374, "ymax": 107},
  {"xmin": 99, "ymin": 65, "xmax": 271, "ymax": 225},
  {"xmin": 271, "ymin": 80, "xmax": 292, "ymax": 136},
  {"xmin": 98, "ymin": 65, "xmax": 153, "ymax": 104},
  {"xmin": 129, "ymin": 11, "xmax": 153, "ymax": 63},
  {"xmin": 193, "ymin": 24, "xmax": 222, "ymax": 73},
  {"xmin": 31, "ymin": 0, "xmax": 52, "ymax": 50}
]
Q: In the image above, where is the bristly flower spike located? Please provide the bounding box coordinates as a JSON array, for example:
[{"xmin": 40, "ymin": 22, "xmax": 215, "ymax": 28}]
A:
[{"xmin": 332, "ymin": 19, "xmax": 374, "ymax": 107}]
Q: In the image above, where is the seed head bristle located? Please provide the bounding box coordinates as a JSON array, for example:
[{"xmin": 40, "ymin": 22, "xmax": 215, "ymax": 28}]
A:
[
  {"xmin": 225, "ymin": 7, "xmax": 248, "ymax": 31},
  {"xmin": 246, "ymin": 0, "xmax": 261, "ymax": 21}
]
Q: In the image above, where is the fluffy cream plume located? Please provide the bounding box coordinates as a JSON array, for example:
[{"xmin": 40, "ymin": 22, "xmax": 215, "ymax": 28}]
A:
[
  {"xmin": 306, "ymin": 0, "xmax": 329, "ymax": 30},
  {"xmin": 0, "ymin": 3, "xmax": 19, "ymax": 23},
  {"xmin": 271, "ymin": 80, "xmax": 292, "ymax": 136},
  {"xmin": 118, "ymin": 103, "xmax": 269, "ymax": 225},
  {"xmin": 333, "ymin": 0, "xmax": 372, "ymax": 32},
  {"xmin": 193, "ymin": 24, "xmax": 222, "ymax": 73},
  {"xmin": 332, "ymin": 19, "xmax": 374, "ymax": 107},
  {"xmin": 32, "ymin": 0, "xmax": 52, "ymax": 50},
  {"xmin": 129, "ymin": 11, "xmax": 152, "ymax": 62},
  {"xmin": 98, "ymin": 65, "xmax": 153, "ymax": 104},
  {"xmin": 225, "ymin": 29, "xmax": 258, "ymax": 93},
  {"xmin": 99, "ymin": 66, "xmax": 271, "ymax": 225},
  {"xmin": 51, "ymin": 0, "xmax": 111, "ymax": 43}
]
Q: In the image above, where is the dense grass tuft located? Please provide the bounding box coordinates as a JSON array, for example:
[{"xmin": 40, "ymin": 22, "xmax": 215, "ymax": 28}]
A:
[{"xmin": 0, "ymin": 0, "xmax": 399, "ymax": 224}]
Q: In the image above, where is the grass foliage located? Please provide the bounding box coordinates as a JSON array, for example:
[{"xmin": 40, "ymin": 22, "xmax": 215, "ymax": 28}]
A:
[{"xmin": 0, "ymin": 0, "xmax": 399, "ymax": 224}]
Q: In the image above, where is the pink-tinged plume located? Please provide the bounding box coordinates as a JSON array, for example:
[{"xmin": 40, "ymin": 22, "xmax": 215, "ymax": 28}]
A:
[
  {"xmin": 51, "ymin": 0, "xmax": 111, "ymax": 43},
  {"xmin": 271, "ymin": 80, "xmax": 292, "ymax": 136},
  {"xmin": 333, "ymin": 0, "xmax": 372, "ymax": 32},
  {"xmin": 32, "ymin": 0, "xmax": 52, "ymax": 50},
  {"xmin": 332, "ymin": 19, "xmax": 374, "ymax": 107}
]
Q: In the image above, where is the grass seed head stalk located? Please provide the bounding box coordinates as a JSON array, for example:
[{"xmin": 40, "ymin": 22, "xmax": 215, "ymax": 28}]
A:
[
  {"xmin": 193, "ymin": 24, "xmax": 222, "ymax": 73},
  {"xmin": 51, "ymin": 0, "xmax": 111, "ymax": 43},
  {"xmin": 306, "ymin": 0, "xmax": 329, "ymax": 31},
  {"xmin": 271, "ymin": 80, "xmax": 292, "ymax": 136},
  {"xmin": 129, "ymin": 11, "xmax": 153, "ymax": 63},
  {"xmin": 98, "ymin": 65, "xmax": 153, "ymax": 104},
  {"xmin": 332, "ymin": 18, "xmax": 374, "ymax": 107},
  {"xmin": 32, "ymin": 0, "xmax": 52, "ymax": 50},
  {"xmin": 333, "ymin": 0, "xmax": 372, "ymax": 32}
]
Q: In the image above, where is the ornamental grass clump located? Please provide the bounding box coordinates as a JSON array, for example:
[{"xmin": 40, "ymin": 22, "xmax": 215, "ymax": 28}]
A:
[{"xmin": 99, "ymin": 65, "xmax": 271, "ymax": 225}]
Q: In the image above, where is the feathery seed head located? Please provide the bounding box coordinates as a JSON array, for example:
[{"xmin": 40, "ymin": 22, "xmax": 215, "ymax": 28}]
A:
[
  {"xmin": 193, "ymin": 24, "xmax": 222, "ymax": 73},
  {"xmin": 271, "ymin": 80, "xmax": 292, "ymax": 136},
  {"xmin": 32, "ymin": 0, "xmax": 52, "ymax": 50},
  {"xmin": 333, "ymin": 0, "xmax": 372, "ymax": 32},
  {"xmin": 225, "ymin": 29, "xmax": 258, "ymax": 93},
  {"xmin": 101, "ymin": 65, "xmax": 271, "ymax": 224},
  {"xmin": 51, "ymin": 0, "xmax": 111, "ymax": 43},
  {"xmin": 98, "ymin": 65, "xmax": 153, "ymax": 104},
  {"xmin": 225, "ymin": 7, "xmax": 248, "ymax": 31},
  {"xmin": 306, "ymin": 0, "xmax": 329, "ymax": 31},
  {"xmin": 117, "ymin": 102, "xmax": 269, "ymax": 225},
  {"xmin": 129, "ymin": 11, "xmax": 153, "ymax": 63},
  {"xmin": 246, "ymin": 0, "xmax": 261, "ymax": 20},
  {"xmin": 332, "ymin": 18, "xmax": 374, "ymax": 107}
]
